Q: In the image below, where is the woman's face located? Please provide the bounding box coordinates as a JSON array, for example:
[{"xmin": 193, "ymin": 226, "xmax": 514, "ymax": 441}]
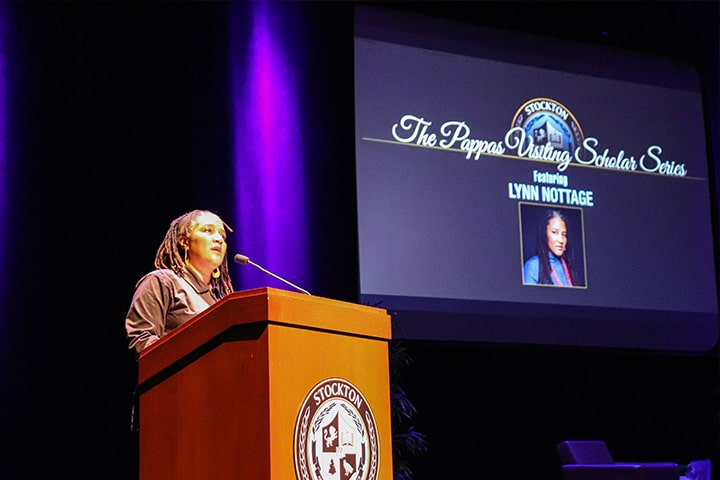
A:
[
  {"xmin": 546, "ymin": 217, "xmax": 568, "ymax": 257},
  {"xmin": 185, "ymin": 212, "xmax": 227, "ymax": 274}
]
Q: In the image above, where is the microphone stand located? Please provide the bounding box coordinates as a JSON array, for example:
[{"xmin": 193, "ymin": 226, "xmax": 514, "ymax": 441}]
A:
[{"xmin": 234, "ymin": 254, "xmax": 312, "ymax": 295}]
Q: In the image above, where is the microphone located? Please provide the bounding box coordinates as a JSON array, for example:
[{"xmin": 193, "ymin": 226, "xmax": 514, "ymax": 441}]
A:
[{"xmin": 234, "ymin": 253, "xmax": 312, "ymax": 296}]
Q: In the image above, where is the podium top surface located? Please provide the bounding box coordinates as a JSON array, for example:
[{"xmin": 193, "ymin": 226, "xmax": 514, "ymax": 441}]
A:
[{"xmin": 138, "ymin": 287, "xmax": 391, "ymax": 383}]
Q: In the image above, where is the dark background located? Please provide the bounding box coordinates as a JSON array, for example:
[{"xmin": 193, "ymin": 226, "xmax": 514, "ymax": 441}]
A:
[{"xmin": 0, "ymin": 1, "xmax": 717, "ymax": 479}]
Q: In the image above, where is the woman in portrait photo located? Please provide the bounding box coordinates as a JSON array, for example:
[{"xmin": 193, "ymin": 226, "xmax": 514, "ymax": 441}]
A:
[{"xmin": 523, "ymin": 208, "xmax": 583, "ymax": 287}]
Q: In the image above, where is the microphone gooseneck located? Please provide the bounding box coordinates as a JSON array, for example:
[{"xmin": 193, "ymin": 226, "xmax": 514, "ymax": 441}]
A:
[{"xmin": 234, "ymin": 253, "xmax": 311, "ymax": 296}]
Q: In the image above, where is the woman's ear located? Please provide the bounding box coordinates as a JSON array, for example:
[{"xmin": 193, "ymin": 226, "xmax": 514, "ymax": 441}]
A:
[{"xmin": 179, "ymin": 235, "xmax": 190, "ymax": 250}]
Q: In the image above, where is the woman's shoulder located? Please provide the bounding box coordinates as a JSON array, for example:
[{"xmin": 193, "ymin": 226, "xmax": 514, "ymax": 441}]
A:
[{"xmin": 136, "ymin": 268, "xmax": 181, "ymax": 287}]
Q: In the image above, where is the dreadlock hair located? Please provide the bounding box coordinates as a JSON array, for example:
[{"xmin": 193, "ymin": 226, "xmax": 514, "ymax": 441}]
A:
[
  {"xmin": 154, "ymin": 209, "xmax": 235, "ymax": 297},
  {"xmin": 535, "ymin": 208, "xmax": 578, "ymax": 286}
]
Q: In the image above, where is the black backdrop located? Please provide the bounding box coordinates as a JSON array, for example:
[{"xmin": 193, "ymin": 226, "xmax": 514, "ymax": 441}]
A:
[{"xmin": 0, "ymin": 2, "xmax": 717, "ymax": 479}]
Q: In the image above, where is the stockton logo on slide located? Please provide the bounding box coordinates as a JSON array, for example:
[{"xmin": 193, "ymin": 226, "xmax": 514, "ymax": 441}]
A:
[
  {"xmin": 294, "ymin": 378, "xmax": 379, "ymax": 480},
  {"xmin": 509, "ymin": 97, "xmax": 585, "ymax": 156}
]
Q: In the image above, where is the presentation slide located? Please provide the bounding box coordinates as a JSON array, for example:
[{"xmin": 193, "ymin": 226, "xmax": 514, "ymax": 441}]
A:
[{"xmin": 353, "ymin": 6, "xmax": 718, "ymax": 351}]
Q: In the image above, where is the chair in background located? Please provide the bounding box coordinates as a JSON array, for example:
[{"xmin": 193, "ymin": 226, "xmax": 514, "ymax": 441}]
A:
[{"xmin": 555, "ymin": 440, "xmax": 690, "ymax": 480}]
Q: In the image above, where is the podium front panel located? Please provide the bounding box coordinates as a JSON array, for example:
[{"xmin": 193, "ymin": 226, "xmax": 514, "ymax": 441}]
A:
[
  {"xmin": 268, "ymin": 323, "xmax": 392, "ymax": 480},
  {"xmin": 138, "ymin": 289, "xmax": 392, "ymax": 480}
]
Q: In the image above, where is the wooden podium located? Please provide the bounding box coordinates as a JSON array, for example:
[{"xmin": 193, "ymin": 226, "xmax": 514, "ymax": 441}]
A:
[{"xmin": 137, "ymin": 287, "xmax": 393, "ymax": 480}]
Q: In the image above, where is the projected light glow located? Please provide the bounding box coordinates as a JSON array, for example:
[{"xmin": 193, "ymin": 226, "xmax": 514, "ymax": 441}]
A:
[{"xmin": 230, "ymin": 2, "xmax": 310, "ymax": 293}]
